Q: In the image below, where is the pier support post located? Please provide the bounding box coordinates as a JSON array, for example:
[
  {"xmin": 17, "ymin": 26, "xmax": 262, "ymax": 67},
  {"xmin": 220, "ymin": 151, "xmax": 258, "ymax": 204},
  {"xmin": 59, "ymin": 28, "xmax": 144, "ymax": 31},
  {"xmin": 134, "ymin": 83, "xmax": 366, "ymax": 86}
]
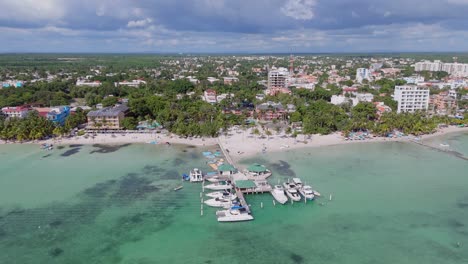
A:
[
  {"xmin": 261, "ymin": 202, "xmax": 263, "ymax": 208},
  {"xmin": 273, "ymin": 200, "xmax": 276, "ymax": 206}
]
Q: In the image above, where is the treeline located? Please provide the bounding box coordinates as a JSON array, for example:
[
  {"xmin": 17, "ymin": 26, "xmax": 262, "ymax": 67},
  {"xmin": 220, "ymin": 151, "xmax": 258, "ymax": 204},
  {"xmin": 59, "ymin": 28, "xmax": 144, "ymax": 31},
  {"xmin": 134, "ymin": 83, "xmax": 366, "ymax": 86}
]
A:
[{"xmin": 0, "ymin": 109, "xmax": 87, "ymax": 141}]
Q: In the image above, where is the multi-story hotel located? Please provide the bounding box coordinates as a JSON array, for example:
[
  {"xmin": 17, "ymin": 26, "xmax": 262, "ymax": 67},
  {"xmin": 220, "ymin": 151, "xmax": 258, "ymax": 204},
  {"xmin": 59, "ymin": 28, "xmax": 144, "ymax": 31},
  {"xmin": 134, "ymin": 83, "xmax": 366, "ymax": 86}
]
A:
[
  {"xmin": 87, "ymin": 104, "xmax": 129, "ymax": 130},
  {"xmin": 393, "ymin": 85, "xmax": 430, "ymax": 113}
]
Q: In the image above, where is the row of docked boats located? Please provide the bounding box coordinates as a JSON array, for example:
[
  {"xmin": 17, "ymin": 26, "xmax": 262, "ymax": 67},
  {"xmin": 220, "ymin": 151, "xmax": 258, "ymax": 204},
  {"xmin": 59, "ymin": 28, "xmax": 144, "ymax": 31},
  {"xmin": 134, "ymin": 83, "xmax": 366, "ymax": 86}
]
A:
[
  {"xmin": 204, "ymin": 190, "xmax": 253, "ymax": 222},
  {"xmin": 270, "ymin": 178, "xmax": 320, "ymax": 204}
]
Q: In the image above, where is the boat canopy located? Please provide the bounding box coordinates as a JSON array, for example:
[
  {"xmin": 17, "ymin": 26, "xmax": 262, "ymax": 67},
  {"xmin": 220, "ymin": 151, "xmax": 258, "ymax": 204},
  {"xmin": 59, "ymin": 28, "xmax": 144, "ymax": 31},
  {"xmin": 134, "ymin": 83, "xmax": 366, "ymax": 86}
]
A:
[
  {"xmin": 235, "ymin": 180, "xmax": 257, "ymax": 189},
  {"xmin": 218, "ymin": 164, "xmax": 236, "ymax": 172},
  {"xmin": 247, "ymin": 163, "xmax": 268, "ymax": 173}
]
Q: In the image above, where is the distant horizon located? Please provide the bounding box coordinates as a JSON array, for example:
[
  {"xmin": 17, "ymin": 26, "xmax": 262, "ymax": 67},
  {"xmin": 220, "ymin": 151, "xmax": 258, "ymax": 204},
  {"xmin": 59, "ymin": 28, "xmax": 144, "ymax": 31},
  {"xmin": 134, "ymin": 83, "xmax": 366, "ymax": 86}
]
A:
[{"xmin": 2, "ymin": 51, "xmax": 468, "ymax": 56}]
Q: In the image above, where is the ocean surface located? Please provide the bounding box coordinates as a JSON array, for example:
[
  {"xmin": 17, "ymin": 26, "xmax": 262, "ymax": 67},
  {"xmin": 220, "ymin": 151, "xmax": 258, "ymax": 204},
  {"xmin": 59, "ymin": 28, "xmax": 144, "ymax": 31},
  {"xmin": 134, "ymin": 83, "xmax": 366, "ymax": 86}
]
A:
[{"xmin": 0, "ymin": 133, "xmax": 467, "ymax": 264}]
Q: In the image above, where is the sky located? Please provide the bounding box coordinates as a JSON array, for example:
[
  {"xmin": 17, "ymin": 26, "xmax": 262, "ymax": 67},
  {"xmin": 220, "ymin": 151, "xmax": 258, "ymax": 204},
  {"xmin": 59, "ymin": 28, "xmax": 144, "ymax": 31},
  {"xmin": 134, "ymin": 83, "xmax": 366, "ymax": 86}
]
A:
[{"xmin": 1, "ymin": 0, "xmax": 468, "ymax": 53}]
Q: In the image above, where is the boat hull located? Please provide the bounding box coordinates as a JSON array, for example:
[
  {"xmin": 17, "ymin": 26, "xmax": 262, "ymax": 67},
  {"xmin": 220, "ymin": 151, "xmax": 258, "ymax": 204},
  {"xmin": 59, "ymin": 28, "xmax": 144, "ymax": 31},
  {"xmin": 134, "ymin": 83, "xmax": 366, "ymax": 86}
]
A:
[{"xmin": 271, "ymin": 191, "xmax": 288, "ymax": 204}]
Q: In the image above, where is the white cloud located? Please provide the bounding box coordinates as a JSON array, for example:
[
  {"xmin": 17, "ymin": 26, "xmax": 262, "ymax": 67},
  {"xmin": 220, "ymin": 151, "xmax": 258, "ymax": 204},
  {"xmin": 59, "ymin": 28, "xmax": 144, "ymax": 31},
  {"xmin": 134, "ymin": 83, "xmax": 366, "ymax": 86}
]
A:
[
  {"xmin": 281, "ymin": 0, "xmax": 317, "ymax": 20},
  {"xmin": 127, "ymin": 18, "xmax": 153, "ymax": 28}
]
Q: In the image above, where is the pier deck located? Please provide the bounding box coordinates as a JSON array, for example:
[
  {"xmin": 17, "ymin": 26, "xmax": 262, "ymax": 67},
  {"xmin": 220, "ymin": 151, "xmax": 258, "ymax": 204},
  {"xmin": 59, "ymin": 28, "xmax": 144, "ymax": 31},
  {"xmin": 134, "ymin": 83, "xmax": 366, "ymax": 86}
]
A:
[{"xmin": 235, "ymin": 188, "xmax": 251, "ymax": 214}]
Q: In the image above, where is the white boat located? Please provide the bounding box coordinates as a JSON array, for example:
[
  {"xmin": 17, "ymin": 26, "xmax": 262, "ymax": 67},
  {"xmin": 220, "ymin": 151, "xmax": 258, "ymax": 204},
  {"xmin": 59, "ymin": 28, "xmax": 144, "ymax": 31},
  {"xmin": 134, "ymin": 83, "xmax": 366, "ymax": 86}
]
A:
[
  {"xmin": 204, "ymin": 197, "xmax": 232, "ymax": 208},
  {"xmin": 205, "ymin": 181, "xmax": 232, "ymax": 190},
  {"xmin": 189, "ymin": 168, "xmax": 203, "ymax": 182},
  {"xmin": 270, "ymin": 185, "xmax": 288, "ymax": 204},
  {"xmin": 440, "ymin": 143, "xmax": 450, "ymax": 148},
  {"xmin": 205, "ymin": 191, "xmax": 237, "ymax": 200},
  {"xmin": 205, "ymin": 176, "xmax": 220, "ymax": 183},
  {"xmin": 216, "ymin": 209, "xmax": 253, "ymax": 222},
  {"xmin": 283, "ymin": 182, "xmax": 301, "ymax": 201},
  {"xmin": 292, "ymin": 178, "xmax": 303, "ymax": 189},
  {"xmin": 173, "ymin": 186, "xmax": 183, "ymax": 191},
  {"xmin": 299, "ymin": 185, "xmax": 315, "ymax": 200}
]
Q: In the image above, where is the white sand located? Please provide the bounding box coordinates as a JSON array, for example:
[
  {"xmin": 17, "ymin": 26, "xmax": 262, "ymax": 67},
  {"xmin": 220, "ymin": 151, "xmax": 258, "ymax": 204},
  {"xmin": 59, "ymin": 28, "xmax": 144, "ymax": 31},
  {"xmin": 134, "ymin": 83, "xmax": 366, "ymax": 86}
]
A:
[
  {"xmin": 1, "ymin": 126, "xmax": 467, "ymax": 162},
  {"xmin": 220, "ymin": 126, "xmax": 468, "ymax": 164}
]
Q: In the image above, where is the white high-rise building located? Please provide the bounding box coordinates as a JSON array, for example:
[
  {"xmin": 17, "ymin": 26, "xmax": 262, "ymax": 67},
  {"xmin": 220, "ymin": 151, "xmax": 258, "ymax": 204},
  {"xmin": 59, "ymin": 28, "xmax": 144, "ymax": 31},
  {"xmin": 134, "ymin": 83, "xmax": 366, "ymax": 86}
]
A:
[
  {"xmin": 393, "ymin": 85, "xmax": 430, "ymax": 113},
  {"xmin": 414, "ymin": 60, "xmax": 468, "ymax": 77},
  {"xmin": 356, "ymin": 68, "xmax": 370, "ymax": 83},
  {"xmin": 268, "ymin": 67, "xmax": 290, "ymax": 89}
]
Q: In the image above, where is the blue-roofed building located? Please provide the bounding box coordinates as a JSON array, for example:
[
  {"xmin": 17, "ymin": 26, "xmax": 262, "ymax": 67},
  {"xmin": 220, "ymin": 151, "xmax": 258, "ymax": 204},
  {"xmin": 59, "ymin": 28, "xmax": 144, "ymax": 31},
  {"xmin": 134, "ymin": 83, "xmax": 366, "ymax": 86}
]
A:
[
  {"xmin": 2, "ymin": 83, "xmax": 10, "ymax": 88},
  {"xmin": 15, "ymin": 81, "xmax": 23, "ymax": 88},
  {"xmin": 47, "ymin": 106, "xmax": 70, "ymax": 126}
]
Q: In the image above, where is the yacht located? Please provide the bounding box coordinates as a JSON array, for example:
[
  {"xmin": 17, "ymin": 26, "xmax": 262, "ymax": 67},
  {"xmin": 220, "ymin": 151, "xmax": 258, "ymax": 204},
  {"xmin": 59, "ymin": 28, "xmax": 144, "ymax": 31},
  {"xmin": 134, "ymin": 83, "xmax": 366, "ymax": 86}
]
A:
[
  {"xmin": 205, "ymin": 191, "xmax": 236, "ymax": 200},
  {"xmin": 204, "ymin": 197, "xmax": 232, "ymax": 208},
  {"xmin": 270, "ymin": 185, "xmax": 288, "ymax": 204},
  {"xmin": 189, "ymin": 168, "xmax": 203, "ymax": 182},
  {"xmin": 205, "ymin": 181, "xmax": 232, "ymax": 190},
  {"xmin": 283, "ymin": 182, "xmax": 301, "ymax": 202},
  {"xmin": 299, "ymin": 185, "xmax": 315, "ymax": 200},
  {"xmin": 216, "ymin": 208, "xmax": 253, "ymax": 222},
  {"xmin": 291, "ymin": 178, "xmax": 303, "ymax": 189}
]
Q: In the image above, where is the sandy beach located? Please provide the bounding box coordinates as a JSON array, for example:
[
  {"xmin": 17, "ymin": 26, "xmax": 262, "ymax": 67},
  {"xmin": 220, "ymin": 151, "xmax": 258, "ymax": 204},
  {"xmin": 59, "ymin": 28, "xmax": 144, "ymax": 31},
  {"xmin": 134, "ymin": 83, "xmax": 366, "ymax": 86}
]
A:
[
  {"xmin": 220, "ymin": 126, "xmax": 468, "ymax": 164},
  {"xmin": 1, "ymin": 126, "xmax": 467, "ymax": 163}
]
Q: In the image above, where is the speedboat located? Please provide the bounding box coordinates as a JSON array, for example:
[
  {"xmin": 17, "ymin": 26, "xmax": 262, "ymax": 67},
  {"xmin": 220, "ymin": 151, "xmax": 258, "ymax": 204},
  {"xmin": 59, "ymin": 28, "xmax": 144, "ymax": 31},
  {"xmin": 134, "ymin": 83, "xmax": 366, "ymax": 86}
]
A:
[
  {"xmin": 292, "ymin": 178, "xmax": 303, "ymax": 189},
  {"xmin": 204, "ymin": 197, "xmax": 232, "ymax": 208},
  {"xmin": 283, "ymin": 182, "xmax": 301, "ymax": 202},
  {"xmin": 216, "ymin": 208, "xmax": 253, "ymax": 222},
  {"xmin": 440, "ymin": 143, "xmax": 450, "ymax": 148},
  {"xmin": 299, "ymin": 185, "xmax": 315, "ymax": 200},
  {"xmin": 205, "ymin": 191, "xmax": 237, "ymax": 200},
  {"xmin": 205, "ymin": 181, "xmax": 232, "ymax": 190},
  {"xmin": 189, "ymin": 168, "xmax": 203, "ymax": 182},
  {"xmin": 270, "ymin": 185, "xmax": 288, "ymax": 204}
]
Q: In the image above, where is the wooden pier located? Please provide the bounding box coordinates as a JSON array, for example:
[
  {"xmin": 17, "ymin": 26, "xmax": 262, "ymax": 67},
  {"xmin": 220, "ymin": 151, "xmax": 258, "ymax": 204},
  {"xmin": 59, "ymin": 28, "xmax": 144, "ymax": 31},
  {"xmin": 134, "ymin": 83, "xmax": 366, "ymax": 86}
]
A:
[{"xmin": 235, "ymin": 188, "xmax": 251, "ymax": 214}]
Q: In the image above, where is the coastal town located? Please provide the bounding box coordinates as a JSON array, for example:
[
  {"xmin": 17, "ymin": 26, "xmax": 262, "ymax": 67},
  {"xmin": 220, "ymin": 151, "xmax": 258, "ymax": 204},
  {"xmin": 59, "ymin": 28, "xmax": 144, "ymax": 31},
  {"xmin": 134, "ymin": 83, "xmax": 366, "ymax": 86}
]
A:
[{"xmin": 0, "ymin": 54, "xmax": 467, "ymax": 145}]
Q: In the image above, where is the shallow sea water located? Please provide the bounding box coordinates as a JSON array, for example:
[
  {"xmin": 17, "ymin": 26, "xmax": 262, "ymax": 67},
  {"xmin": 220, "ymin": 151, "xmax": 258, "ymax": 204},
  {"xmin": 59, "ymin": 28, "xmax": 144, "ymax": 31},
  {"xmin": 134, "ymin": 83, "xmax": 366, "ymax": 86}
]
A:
[{"xmin": 0, "ymin": 134, "xmax": 467, "ymax": 264}]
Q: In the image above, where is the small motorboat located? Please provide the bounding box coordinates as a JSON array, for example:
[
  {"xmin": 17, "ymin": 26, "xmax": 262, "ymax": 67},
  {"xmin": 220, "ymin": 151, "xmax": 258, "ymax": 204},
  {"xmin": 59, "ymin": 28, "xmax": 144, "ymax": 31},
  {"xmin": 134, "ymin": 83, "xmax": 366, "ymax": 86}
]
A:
[
  {"xmin": 173, "ymin": 186, "xmax": 183, "ymax": 191},
  {"xmin": 205, "ymin": 181, "xmax": 232, "ymax": 190},
  {"xmin": 440, "ymin": 143, "xmax": 450, "ymax": 148},
  {"xmin": 298, "ymin": 185, "xmax": 315, "ymax": 200},
  {"xmin": 205, "ymin": 191, "xmax": 236, "ymax": 200},
  {"xmin": 189, "ymin": 168, "xmax": 203, "ymax": 182},
  {"xmin": 204, "ymin": 197, "xmax": 232, "ymax": 208},
  {"xmin": 271, "ymin": 185, "xmax": 288, "ymax": 204},
  {"xmin": 216, "ymin": 208, "xmax": 253, "ymax": 222}
]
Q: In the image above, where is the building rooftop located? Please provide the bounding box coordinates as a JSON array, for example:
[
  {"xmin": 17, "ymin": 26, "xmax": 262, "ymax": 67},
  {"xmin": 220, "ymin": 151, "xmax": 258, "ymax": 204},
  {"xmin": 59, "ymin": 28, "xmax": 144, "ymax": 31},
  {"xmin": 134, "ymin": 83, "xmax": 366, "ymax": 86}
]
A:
[{"xmin": 87, "ymin": 104, "xmax": 129, "ymax": 117}]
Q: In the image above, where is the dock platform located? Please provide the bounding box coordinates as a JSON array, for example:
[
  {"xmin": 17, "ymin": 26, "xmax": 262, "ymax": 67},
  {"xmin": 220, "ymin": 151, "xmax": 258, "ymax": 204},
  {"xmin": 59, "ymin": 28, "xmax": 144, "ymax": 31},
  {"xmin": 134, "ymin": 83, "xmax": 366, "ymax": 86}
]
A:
[{"xmin": 235, "ymin": 188, "xmax": 251, "ymax": 214}]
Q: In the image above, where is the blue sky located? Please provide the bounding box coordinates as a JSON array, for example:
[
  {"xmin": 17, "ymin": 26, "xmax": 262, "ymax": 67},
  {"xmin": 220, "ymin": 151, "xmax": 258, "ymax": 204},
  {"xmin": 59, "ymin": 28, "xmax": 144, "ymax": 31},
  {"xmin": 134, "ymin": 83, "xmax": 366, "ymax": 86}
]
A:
[{"xmin": 1, "ymin": 0, "xmax": 468, "ymax": 53}]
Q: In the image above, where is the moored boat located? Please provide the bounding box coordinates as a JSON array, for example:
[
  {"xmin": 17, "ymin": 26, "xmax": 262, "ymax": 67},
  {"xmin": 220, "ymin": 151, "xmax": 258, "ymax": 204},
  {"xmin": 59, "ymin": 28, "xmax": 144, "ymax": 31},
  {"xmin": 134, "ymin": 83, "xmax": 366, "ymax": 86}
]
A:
[
  {"xmin": 298, "ymin": 185, "xmax": 315, "ymax": 200},
  {"xmin": 216, "ymin": 208, "xmax": 253, "ymax": 222},
  {"xmin": 204, "ymin": 197, "xmax": 232, "ymax": 208},
  {"xmin": 271, "ymin": 185, "xmax": 288, "ymax": 204},
  {"xmin": 189, "ymin": 168, "xmax": 203, "ymax": 182},
  {"xmin": 292, "ymin": 178, "xmax": 303, "ymax": 189},
  {"xmin": 205, "ymin": 181, "xmax": 232, "ymax": 190},
  {"xmin": 283, "ymin": 182, "xmax": 301, "ymax": 202},
  {"xmin": 205, "ymin": 191, "xmax": 236, "ymax": 200}
]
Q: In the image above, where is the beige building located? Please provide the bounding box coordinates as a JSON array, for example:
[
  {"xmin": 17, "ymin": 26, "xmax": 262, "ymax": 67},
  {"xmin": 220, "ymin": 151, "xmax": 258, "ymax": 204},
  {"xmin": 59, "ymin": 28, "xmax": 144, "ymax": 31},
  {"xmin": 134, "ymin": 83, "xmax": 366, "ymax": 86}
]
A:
[{"xmin": 87, "ymin": 104, "xmax": 129, "ymax": 130}]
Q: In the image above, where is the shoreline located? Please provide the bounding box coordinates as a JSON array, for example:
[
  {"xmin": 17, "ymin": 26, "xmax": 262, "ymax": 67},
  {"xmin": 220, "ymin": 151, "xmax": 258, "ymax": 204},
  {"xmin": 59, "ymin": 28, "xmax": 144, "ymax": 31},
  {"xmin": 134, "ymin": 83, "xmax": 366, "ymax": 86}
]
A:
[{"xmin": 1, "ymin": 127, "xmax": 467, "ymax": 162}]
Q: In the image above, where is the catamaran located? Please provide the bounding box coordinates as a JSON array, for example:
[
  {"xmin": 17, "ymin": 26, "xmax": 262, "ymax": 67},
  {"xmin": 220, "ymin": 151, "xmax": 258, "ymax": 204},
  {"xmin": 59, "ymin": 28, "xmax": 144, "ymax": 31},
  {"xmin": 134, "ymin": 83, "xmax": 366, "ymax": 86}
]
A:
[
  {"xmin": 205, "ymin": 191, "xmax": 237, "ymax": 200},
  {"xmin": 216, "ymin": 208, "xmax": 253, "ymax": 222},
  {"xmin": 298, "ymin": 185, "xmax": 315, "ymax": 200},
  {"xmin": 283, "ymin": 182, "xmax": 301, "ymax": 201},
  {"xmin": 189, "ymin": 168, "xmax": 203, "ymax": 182},
  {"xmin": 205, "ymin": 181, "xmax": 232, "ymax": 190},
  {"xmin": 270, "ymin": 185, "xmax": 288, "ymax": 204}
]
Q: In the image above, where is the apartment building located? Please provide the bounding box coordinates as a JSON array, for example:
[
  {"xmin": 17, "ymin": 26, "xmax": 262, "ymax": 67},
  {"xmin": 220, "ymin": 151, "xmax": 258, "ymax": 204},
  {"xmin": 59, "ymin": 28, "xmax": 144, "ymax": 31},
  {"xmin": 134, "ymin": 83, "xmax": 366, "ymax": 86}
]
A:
[{"xmin": 393, "ymin": 85, "xmax": 430, "ymax": 113}]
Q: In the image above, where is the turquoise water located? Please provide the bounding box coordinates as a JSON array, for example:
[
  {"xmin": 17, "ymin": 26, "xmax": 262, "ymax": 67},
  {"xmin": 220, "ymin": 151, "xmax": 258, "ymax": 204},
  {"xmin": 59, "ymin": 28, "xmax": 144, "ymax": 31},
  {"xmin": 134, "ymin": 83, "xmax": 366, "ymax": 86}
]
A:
[{"xmin": 0, "ymin": 134, "xmax": 467, "ymax": 264}]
